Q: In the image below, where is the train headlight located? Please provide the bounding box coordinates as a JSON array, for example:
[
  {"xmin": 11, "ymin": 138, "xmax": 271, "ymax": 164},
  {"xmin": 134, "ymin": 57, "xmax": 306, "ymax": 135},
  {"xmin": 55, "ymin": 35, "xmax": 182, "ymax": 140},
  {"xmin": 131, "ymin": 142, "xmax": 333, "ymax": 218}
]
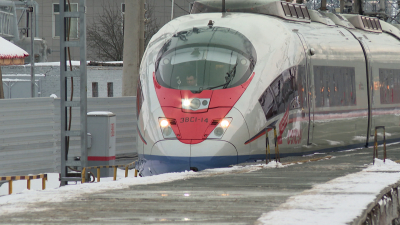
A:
[
  {"xmin": 163, "ymin": 126, "xmax": 173, "ymax": 136},
  {"xmin": 207, "ymin": 118, "xmax": 232, "ymax": 139},
  {"xmin": 214, "ymin": 127, "xmax": 224, "ymax": 136},
  {"xmin": 160, "ymin": 119, "xmax": 169, "ymax": 128},
  {"xmin": 182, "ymin": 98, "xmax": 210, "ymax": 111},
  {"xmin": 158, "ymin": 118, "xmax": 176, "ymax": 139},
  {"xmin": 183, "ymin": 99, "xmax": 191, "ymax": 107},
  {"xmin": 220, "ymin": 119, "xmax": 230, "ymax": 128},
  {"xmin": 190, "ymin": 98, "xmax": 201, "ymax": 110}
]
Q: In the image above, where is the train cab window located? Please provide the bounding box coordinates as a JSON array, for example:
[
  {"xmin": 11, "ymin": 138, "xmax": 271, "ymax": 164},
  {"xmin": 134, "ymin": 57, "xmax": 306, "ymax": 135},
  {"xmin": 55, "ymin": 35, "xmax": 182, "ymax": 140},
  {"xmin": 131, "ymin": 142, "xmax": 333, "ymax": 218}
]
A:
[
  {"xmin": 314, "ymin": 66, "xmax": 356, "ymax": 107},
  {"xmin": 379, "ymin": 68, "xmax": 400, "ymax": 104},
  {"xmin": 155, "ymin": 27, "xmax": 256, "ymax": 92}
]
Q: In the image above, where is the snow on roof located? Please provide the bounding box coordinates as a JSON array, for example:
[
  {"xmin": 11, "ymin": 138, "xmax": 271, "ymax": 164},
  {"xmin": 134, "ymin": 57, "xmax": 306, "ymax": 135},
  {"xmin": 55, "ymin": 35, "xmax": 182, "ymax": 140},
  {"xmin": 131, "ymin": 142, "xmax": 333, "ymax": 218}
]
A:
[
  {"xmin": 0, "ymin": 37, "xmax": 29, "ymax": 59},
  {"xmin": 87, "ymin": 111, "xmax": 116, "ymax": 116}
]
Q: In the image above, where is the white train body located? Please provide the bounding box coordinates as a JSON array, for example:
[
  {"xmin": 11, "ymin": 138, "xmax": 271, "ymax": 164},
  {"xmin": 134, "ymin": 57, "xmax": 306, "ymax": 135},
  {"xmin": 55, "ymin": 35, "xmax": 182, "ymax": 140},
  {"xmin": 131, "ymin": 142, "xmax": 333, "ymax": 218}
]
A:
[{"xmin": 136, "ymin": 0, "xmax": 400, "ymax": 176}]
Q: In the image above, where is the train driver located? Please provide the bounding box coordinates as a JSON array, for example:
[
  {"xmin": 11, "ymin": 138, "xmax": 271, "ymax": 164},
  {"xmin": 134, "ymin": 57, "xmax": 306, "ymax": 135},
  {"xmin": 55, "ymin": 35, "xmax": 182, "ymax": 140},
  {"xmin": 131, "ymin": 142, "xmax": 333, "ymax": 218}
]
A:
[{"xmin": 186, "ymin": 74, "xmax": 197, "ymax": 87}]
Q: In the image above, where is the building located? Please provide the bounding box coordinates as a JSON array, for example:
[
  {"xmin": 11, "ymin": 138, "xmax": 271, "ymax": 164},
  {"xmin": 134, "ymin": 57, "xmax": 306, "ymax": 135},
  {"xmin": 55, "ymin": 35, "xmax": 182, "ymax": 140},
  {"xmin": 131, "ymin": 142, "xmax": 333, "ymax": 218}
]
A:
[{"xmin": 0, "ymin": 0, "xmax": 195, "ymax": 62}]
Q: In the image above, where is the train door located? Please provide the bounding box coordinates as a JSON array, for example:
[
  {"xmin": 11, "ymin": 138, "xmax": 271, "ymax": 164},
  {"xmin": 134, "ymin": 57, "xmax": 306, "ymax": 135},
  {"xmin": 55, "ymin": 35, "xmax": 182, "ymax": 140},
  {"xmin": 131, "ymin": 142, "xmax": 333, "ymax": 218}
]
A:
[
  {"xmin": 359, "ymin": 39, "xmax": 373, "ymax": 145},
  {"xmin": 351, "ymin": 35, "xmax": 373, "ymax": 146},
  {"xmin": 296, "ymin": 32, "xmax": 313, "ymax": 146},
  {"xmin": 359, "ymin": 32, "xmax": 400, "ymax": 145},
  {"xmin": 299, "ymin": 28, "xmax": 369, "ymax": 151}
]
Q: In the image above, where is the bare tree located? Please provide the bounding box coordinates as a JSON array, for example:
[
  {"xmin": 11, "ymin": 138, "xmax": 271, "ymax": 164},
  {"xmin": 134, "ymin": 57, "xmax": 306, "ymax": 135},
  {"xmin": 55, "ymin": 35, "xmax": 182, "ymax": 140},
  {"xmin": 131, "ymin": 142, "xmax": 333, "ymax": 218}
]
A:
[
  {"xmin": 87, "ymin": 1, "xmax": 159, "ymax": 61},
  {"xmin": 144, "ymin": 1, "xmax": 159, "ymax": 47},
  {"xmin": 87, "ymin": 3, "xmax": 124, "ymax": 61}
]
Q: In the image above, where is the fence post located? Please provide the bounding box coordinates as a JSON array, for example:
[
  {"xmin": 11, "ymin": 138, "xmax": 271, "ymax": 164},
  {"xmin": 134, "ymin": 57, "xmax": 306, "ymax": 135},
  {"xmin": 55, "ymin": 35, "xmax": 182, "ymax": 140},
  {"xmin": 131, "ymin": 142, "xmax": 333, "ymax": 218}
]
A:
[
  {"xmin": 42, "ymin": 176, "xmax": 46, "ymax": 190},
  {"xmin": 125, "ymin": 166, "xmax": 129, "ymax": 177},
  {"xmin": 373, "ymin": 128, "xmax": 378, "ymax": 164},
  {"xmin": 97, "ymin": 168, "xmax": 101, "ymax": 182},
  {"xmin": 266, "ymin": 128, "xmax": 271, "ymax": 164},
  {"xmin": 135, "ymin": 169, "xmax": 138, "ymax": 177},
  {"xmin": 27, "ymin": 179, "xmax": 31, "ymax": 190},
  {"xmin": 113, "ymin": 166, "xmax": 117, "ymax": 181},
  {"xmin": 383, "ymin": 127, "xmax": 386, "ymax": 163},
  {"xmin": 373, "ymin": 126, "xmax": 386, "ymax": 165},
  {"xmin": 81, "ymin": 167, "xmax": 86, "ymax": 183},
  {"xmin": 8, "ymin": 180, "xmax": 12, "ymax": 195},
  {"xmin": 273, "ymin": 127, "xmax": 280, "ymax": 162}
]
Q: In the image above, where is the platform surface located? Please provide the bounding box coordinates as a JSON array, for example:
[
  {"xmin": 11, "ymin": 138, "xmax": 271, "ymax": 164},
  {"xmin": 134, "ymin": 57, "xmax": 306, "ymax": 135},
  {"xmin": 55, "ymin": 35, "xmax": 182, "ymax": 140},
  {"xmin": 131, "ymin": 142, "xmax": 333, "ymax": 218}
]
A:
[{"xmin": 1, "ymin": 144, "xmax": 400, "ymax": 224}]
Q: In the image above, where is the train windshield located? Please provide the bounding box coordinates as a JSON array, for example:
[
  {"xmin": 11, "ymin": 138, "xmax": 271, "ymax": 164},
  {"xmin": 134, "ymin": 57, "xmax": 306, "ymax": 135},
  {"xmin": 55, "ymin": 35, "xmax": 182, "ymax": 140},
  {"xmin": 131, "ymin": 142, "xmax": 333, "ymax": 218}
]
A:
[{"xmin": 155, "ymin": 27, "xmax": 256, "ymax": 91}]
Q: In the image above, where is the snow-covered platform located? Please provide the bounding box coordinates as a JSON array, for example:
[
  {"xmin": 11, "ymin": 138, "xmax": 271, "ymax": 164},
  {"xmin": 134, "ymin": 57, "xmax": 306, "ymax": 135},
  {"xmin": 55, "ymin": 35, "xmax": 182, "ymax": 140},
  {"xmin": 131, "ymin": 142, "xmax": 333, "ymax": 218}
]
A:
[{"xmin": 1, "ymin": 143, "xmax": 400, "ymax": 224}]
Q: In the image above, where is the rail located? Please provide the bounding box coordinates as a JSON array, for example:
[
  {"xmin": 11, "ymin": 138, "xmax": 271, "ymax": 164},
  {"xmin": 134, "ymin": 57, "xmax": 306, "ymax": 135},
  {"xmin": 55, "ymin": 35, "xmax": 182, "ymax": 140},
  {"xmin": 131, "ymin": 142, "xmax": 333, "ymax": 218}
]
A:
[
  {"xmin": 0, "ymin": 174, "xmax": 47, "ymax": 195},
  {"xmin": 81, "ymin": 161, "xmax": 137, "ymax": 183},
  {"xmin": 373, "ymin": 126, "xmax": 387, "ymax": 165},
  {"xmin": 266, "ymin": 126, "xmax": 280, "ymax": 163}
]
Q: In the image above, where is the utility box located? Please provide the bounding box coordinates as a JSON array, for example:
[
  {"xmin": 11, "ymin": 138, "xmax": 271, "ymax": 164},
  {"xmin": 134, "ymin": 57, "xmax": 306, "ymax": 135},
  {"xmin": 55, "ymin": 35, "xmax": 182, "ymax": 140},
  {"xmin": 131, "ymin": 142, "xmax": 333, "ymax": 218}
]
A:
[{"xmin": 87, "ymin": 111, "xmax": 116, "ymax": 177}]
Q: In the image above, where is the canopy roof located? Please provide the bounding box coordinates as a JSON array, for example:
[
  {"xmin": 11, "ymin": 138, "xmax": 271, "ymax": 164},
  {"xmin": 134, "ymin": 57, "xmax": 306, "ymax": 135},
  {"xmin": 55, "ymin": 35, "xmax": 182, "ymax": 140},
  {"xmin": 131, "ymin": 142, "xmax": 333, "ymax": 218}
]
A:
[{"xmin": 0, "ymin": 37, "xmax": 29, "ymax": 65}]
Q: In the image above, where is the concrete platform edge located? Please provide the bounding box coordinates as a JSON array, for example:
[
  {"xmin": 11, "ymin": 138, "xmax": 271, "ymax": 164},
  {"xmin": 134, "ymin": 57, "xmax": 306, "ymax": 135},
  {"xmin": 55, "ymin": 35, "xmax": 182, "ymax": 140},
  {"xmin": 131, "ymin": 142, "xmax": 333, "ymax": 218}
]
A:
[{"xmin": 352, "ymin": 180, "xmax": 400, "ymax": 225}]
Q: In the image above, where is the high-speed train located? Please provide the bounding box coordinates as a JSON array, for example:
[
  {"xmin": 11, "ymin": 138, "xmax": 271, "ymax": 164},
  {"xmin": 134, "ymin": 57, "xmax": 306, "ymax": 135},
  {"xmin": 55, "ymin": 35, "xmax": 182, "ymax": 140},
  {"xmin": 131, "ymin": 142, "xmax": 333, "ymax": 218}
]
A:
[{"xmin": 135, "ymin": 0, "xmax": 400, "ymax": 176}]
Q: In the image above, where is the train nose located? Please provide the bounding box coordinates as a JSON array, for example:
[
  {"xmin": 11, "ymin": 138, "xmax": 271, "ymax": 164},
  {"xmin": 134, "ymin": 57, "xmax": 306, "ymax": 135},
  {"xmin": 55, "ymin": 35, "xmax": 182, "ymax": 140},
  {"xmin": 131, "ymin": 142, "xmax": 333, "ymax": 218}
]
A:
[
  {"xmin": 147, "ymin": 140, "xmax": 238, "ymax": 175},
  {"xmin": 190, "ymin": 140, "xmax": 238, "ymax": 171}
]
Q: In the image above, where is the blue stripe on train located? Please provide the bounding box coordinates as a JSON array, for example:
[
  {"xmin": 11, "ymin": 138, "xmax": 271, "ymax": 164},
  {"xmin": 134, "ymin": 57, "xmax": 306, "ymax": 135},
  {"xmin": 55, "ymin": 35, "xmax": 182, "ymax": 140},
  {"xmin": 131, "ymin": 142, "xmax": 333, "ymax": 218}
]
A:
[{"xmin": 137, "ymin": 138, "xmax": 400, "ymax": 176}]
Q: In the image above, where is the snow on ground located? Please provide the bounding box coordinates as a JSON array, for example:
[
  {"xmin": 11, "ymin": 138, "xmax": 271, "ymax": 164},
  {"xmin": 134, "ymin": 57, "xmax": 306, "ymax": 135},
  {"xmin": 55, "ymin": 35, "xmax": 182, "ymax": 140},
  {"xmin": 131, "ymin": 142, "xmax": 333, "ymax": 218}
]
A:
[
  {"xmin": 2, "ymin": 158, "xmax": 400, "ymax": 223},
  {"xmin": 0, "ymin": 162, "xmax": 281, "ymax": 216},
  {"xmin": 257, "ymin": 159, "xmax": 400, "ymax": 225}
]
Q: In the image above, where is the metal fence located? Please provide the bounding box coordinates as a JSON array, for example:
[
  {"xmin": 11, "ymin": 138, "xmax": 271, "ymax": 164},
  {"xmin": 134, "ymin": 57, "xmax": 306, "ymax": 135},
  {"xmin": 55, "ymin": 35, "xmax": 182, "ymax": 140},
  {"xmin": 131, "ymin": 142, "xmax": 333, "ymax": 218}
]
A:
[{"xmin": 0, "ymin": 97, "xmax": 136, "ymax": 176}]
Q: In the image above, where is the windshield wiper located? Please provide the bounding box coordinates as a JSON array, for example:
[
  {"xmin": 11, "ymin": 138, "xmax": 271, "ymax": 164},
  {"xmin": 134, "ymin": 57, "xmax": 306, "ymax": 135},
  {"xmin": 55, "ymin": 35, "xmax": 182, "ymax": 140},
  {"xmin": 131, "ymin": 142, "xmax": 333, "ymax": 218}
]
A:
[
  {"xmin": 207, "ymin": 63, "xmax": 238, "ymax": 90},
  {"xmin": 223, "ymin": 63, "xmax": 238, "ymax": 89}
]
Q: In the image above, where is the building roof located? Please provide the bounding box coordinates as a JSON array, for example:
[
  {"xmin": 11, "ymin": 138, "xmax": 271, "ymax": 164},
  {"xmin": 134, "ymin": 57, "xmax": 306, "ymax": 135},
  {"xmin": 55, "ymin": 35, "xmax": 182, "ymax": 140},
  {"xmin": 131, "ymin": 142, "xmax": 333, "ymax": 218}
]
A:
[{"xmin": 0, "ymin": 36, "xmax": 29, "ymax": 59}]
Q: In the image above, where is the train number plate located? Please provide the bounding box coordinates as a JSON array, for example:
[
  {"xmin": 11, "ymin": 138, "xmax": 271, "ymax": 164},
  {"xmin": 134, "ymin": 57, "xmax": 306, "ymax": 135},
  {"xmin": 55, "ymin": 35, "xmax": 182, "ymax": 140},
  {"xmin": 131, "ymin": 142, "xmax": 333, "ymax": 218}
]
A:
[{"xmin": 180, "ymin": 117, "xmax": 208, "ymax": 123}]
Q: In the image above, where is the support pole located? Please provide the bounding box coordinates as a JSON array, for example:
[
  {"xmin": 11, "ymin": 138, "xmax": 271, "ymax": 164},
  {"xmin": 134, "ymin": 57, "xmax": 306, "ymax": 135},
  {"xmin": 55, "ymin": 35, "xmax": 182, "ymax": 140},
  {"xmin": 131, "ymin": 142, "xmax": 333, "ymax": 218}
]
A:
[
  {"xmin": 353, "ymin": 0, "xmax": 363, "ymax": 15},
  {"xmin": 379, "ymin": 0, "xmax": 386, "ymax": 14},
  {"xmin": 0, "ymin": 67, "xmax": 4, "ymax": 99},
  {"xmin": 320, "ymin": 0, "xmax": 327, "ymax": 11},
  {"xmin": 122, "ymin": 0, "xmax": 144, "ymax": 96},
  {"xmin": 340, "ymin": 0, "xmax": 344, "ymax": 13},
  {"xmin": 222, "ymin": 0, "xmax": 225, "ymax": 12},
  {"xmin": 171, "ymin": 0, "xmax": 174, "ymax": 20},
  {"xmin": 29, "ymin": 7, "xmax": 35, "ymax": 98}
]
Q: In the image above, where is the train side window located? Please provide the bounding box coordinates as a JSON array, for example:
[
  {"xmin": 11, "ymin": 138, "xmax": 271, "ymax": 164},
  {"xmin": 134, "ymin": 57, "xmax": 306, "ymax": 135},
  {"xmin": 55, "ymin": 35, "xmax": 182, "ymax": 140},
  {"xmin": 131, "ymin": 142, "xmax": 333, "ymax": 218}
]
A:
[
  {"xmin": 270, "ymin": 75, "xmax": 284, "ymax": 114},
  {"xmin": 259, "ymin": 88, "xmax": 277, "ymax": 121},
  {"xmin": 270, "ymin": 67, "xmax": 301, "ymax": 115},
  {"xmin": 259, "ymin": 66, "xmax": 303, "ymax": 121},
  {"xmin": 380, "ymin": 68, "xmax": 400, "ymax": 104},
  {"xmin": 314, "ymin": 66, "xmax": 356, "ymax": 107},
  {"xmin": 298, "ymin": 65, "xmax": 307, "ymax": 108}
]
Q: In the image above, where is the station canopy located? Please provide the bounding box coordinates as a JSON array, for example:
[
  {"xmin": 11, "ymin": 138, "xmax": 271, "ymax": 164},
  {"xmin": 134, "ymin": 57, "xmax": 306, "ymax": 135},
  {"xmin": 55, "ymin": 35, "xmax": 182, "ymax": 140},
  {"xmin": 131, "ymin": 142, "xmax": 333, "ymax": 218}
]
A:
[{"xmin": 0, "ymin": 36, "xmax": 29, "ymax": 65}]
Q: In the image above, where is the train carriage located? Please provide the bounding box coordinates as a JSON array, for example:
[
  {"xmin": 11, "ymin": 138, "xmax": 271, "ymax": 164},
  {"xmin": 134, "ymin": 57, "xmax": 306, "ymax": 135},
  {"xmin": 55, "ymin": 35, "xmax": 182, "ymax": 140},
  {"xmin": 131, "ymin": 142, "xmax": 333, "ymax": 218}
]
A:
[{"xmin": 136, "ymin": 0, "xmax": 400, "ymax": 176}]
